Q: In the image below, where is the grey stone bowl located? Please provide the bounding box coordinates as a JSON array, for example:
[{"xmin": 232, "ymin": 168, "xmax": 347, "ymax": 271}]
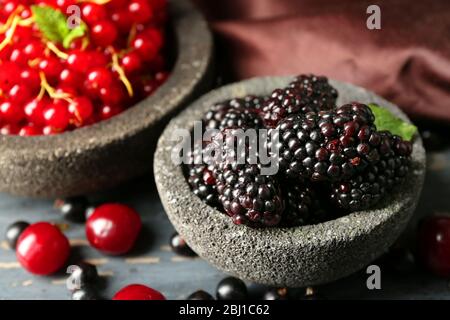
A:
[
  {"xmin": 154, "ymin": 76, "xmax": 426, "ymax": 288},
  {"xmin": 0, "ymin": 0, "xmax": 213, "ymax": 198}
]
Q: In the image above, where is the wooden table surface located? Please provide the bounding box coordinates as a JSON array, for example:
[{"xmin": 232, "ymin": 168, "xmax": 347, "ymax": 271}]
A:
[{"xmin": 0, "ymin": 149, "xmax": 449, "ymax": 300}]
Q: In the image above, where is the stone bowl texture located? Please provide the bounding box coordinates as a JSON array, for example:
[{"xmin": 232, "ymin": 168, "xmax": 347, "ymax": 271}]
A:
[
  {"xmin": 154, "ymin": 76, "xmax": 426, "ymax": 288},
  {"xmin": 0, "ymin": 0, "xmax": 213, "ymax": 198}
]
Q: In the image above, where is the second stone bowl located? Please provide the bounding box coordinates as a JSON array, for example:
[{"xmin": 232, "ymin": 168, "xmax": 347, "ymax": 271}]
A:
[
  {"xmin": 154, "ymin": 76, "xmax": 426, "ymax": 288},
  {"xmin": 0, "ymin": 0, "xmax": 213, "ymax": 198}
]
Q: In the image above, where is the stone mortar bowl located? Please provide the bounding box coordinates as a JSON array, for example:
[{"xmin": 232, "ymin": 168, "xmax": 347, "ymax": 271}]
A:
[
  {"xmin": 0, "ymin": 0, "xmax": 213, "ymax": 198},
  {"xmin": 154, "ymin": 76, "xmax": 426, "ymax": 287}
]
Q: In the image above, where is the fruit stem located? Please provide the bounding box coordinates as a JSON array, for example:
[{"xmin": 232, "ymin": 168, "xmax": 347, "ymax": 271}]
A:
[
  {"xmin": 76, "ymin": 0, "xmax": 112, "ymax": 4},
  {"xmin": 46, "ymin": 42, "xmax": 69, "ymax": 60},
  {"xmin": 0, "ymin": 15, "xmax": 19, "ymax": 52},
  {"xmin": 110, "ymin": 47, "xmax": 134, "ymax": 97},
  {"xmin": 39, "ymin": 72, "xmax": 73, "ymax": 103},
  {"xmin": 0, "ymin": 5, "xmax": 23, "ymax": 34}
]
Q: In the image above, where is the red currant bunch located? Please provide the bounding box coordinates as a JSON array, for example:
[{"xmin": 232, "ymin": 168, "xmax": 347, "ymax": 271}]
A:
[{"xmin": 0, "ymin": 0, "xmax": 169, "ymax": 136}]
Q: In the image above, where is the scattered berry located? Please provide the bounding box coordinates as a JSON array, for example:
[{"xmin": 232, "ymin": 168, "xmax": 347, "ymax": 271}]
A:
[
  {"xmin": 418, "ymin": 216, "xmax": 450, "ymax": 277},
  {"xmin": 113, "ymin": 284, "xmax": 166, "ymax": 300},
  {"xmin": 72, "ymin": 288, "xmax": 100, "ymax": 300},
  {"xmin": 187, "ymin": 290, "xmax": 215, "ymax": 300},
  {"xmin": 55, "ymin": 196, "xmax": 89, "ymax": 223},
  {"xmin": 170, "ymin": 232, "xmax": 197, "ymax": 257},
  {"xmin": 86, "ymin": 203, "xmax": 142, "ymax": 255},
  {"xmin": 5, "ymin": 221, "xmax": 29, "ymax": 249},
  {"xmin": 16, "ymin": 222, "xmax": 70, "ymax": 275},
  {"xmin": 263, "ymin": 288, "xmax": 289, "ymax": 300},
  {"xmin": 216, "ymin": 277, "xmax": 248, "ymax": 300},
  {"xmin": 67, "ymin": 262, "xmax": 99, "ymax": 291}
]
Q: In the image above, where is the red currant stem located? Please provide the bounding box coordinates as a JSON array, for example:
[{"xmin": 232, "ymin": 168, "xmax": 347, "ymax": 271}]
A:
[
  {"xmin": 0, "ymin": 15, "xmax": 19, "ymax": 52},
  {"xmin": 46, "ymin": 42, "xmax": 69, "ymax": 60},
  {"xmin": 127, "ymin": 24, "xmax": 138, "ymax": 47},
  {"xmin": 110, "ymin": 48, "xmax": 134, "ymax": 97},
  {"xmin": 39, "ymin": 72, "xmax": 74, "ymax": 103},
  {"xmin": 28, "ymin": 58, "xmax": 41, "ymax": 68},
  {"xmin": 77, "ymin": 0, "xmax": 112, "ymax": 4},
  {"xmin": 0, "ymin": 5, "xmax": 24, "ymax": 34},
  {"xmin": 18, "ymin": 17, "xmax": 34, "ymax": 27}
]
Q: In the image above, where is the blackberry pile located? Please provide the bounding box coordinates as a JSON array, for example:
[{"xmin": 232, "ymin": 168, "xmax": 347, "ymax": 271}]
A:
[
  {"xmin": 261, "ymin": 75, "xmax": 338, "ymax": 128},
  {"xmin": 184, "ymin": 75, "xmax": 414, "ymax": 228}
]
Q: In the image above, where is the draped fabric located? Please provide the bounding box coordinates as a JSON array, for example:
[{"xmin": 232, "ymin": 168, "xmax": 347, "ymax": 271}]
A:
[{"xmin": 193, "ymin": 0, "xmax": 450, "ymax": 123}]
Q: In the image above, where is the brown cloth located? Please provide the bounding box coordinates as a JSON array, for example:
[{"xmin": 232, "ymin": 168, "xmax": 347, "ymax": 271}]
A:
[{"xmin": 193, "ymin": 0, "xmax": 450, "ymax": 123}]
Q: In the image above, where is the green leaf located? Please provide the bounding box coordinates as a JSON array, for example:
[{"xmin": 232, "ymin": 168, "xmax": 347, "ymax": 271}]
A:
[
  {"xmin": 368, "ymin": 103, "xmax": 417, "ymax": 141},
  {"xmin": 31, "ymin": 5, "xmax": 70, "ymax": 43},
  {"xmin": 62, "ymin": 24, "xmax": 87, "ymax": 49}
]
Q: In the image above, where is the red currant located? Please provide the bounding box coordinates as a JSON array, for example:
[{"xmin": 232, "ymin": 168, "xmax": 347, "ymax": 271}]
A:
[
  {"xmin": 19, "ymin": 125, "xmax": 41, "ymax": 136},
  {"xmin": 67, "ymin": 50, "xmax": 107, "ymax": 72},
  {"xmin": 23, "ymin": 41, "xmax": 45, "ymax": 60},
  {"xmin": 84, "ymin": 67, "xmax": 114, "ymax": 97},
  {"xmin": 0, "ymin": 124, "xmax": 20, "ymax": 135},
  {"xmin": 418, "ymin": 216, "xmax": 450, "ymax": 277},
  {"xmin": 0, "ymin": 61, "xmax": 21, "ymax": 90},
  {"xmin": 20, "ymin": 68, "xmax": 41, "ymax": 93},
  {"xmin": 113, "ymin": 284, "xmax": 165, "ymax": 300},
  {"xmin": 16, "ymin": 222, "xmax": 70, "ymax": 275},
  {"xmin": 10, "ymin": 48, "xmax": 28, "ymax": 66},
  {"xmin": 128, "ymin": 0, "xmax": 153, "ymax": 24},
  {"xmin": 132, "ymin": 33, "xmax": 159, "ymax": 61},
  {"xmin": 43, "ymin": 100, "xmax": 71, "ymax": 130},
  {"xmin": 0, "ymin": 100, "xmax": 25, "ymax": 124},
  {"xmin": 99, "ymin": 81, "xmax": 127, "ymax": 106},
  {"xmin": 81, "ymin": 3, "xmax": 107, "ymax": 25},
  {"xmin": 59, "ymin": 68, "xmax": 82, "ymax": 88},
  {"xmin": 111, "ymin": 11, "xmax": 133, "ymax": 33},
  {"xmin": 91, "ymin": 21, "xmax": 118, "ymax": 47},
  {"xmin": 68, "ymin": 97, "xmax": 94, "ymax": 126},
  {"xmin": 24, "ymin": 98, "xmax": 48, "ymax": 126},
  {"xmin": 85, "ymin": 203, "xmax": 142, "ymax": 255},
  {"xmin": 8, "ymin": 84, "xmax": 33, "ymax": 105},
  {"xmin": 99, "ymin": 104, "xmax": 123, "ymax": 120},
  {"xmin": 121, "ymin": 51, "xmax": 142, "ymax": 75},
  {"xmin": 39, "ymin": 57, "xmax": 64, "ymax": 83}
]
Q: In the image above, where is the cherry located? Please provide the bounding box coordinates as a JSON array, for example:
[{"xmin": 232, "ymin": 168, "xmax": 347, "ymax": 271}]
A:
[
  {"xmin": 0, "ymin": 100, "xmax": 25, "ymax": 123},
  {"xmin": 24, "ymin": 98, "xmax": 48, "ymax": 126},
  {"xmin": 68, "ymin": 96, "xmax": 94, "ymax": 126},
  {"xmin": 113, "ymin": 284, "xmax": 166, "ymax": 300},
  {"xmin": 19, "ymin": 125, "xmax": 41, "ymax": 136},
  {"xmin": 85, "ymin": 203, "xmax": 142, "ymax": 255},
  {"xmin": 16, "ymin": 222, "xmax": 70, "ymax": 275},
  {"xmin": 128, "ymin": 0, "xmax": 153, "ymax": 24},
  {"xmin": 418, "ymin": 216, "xmax": 450, "ymax": 277},
  {"xmin": 81, "ymin": 3, "xmax": 107, "ymax": 25},
  {"xmin": 43, "ymin": 100, "xmax": 71, "ymax": 130},
  {"xmin": 91, "ymin": 21, "xmax": 118, "ymax": 47},
  {"xmin": 121, "ymin": 51, "xmax": 142, "ymax": 75}
]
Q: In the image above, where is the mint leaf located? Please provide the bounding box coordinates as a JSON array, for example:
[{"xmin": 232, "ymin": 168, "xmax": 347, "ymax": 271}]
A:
[
  {"xmin": 368, "ymin": 103, "xmax": 417, "ymax": 141},
  {"xmin": 31, "ymin": 5, "xmax": 70, "ymax": 43},
  {"xmin": 63, "ymin": 24, "xmax": 87, "ymax": 49}
]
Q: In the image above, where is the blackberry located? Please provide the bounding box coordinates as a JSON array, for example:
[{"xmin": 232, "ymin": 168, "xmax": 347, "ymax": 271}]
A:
[
  {"xmin": 261, "ymin": 74, "xmax": 338, "ymax": 128},
  {"xmin": 281, "ymin": 183, "xmax": 326, "ymax": 227},
  {"xmin": 187, "ymin": 164, "xmax": 219, "ymax": 207},
  {"xmin": 271, "ymin": 102, "xmax": 390, "ymax": 182},
  {"xmin": 330, "ymin": 132, "xmax": 412, "ymax": 211},
  {"xmin": 203, "ymin": 96, "xmax": 265, "ymax": 131}
]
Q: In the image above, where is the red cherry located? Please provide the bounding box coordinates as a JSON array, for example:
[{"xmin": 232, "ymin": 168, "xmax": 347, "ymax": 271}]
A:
[
  {"xmin": 121, "ymin": 51, "xmax": 142, "ymax": 75},
  {"xmin": 418, "ymin": 216, "xmax": 450, "ymax": 277},
  {"xmin": 68, "ymin": 97, "xmax": 94, "ymax": 126},
  {"xmin": 16, "ymin": 222, "xmax": 70, "ymax": 275},
  {"xmin": 43, "ymin": 100, "xmax": 70, "ymax": 130},
  {"xmin": 0, "ymin": 100, "xmax": 25, "ymax": 124},
  {"xmin": 85, "ymin": 203, "xmax": 142, "ymax": 255},
  {"xmin": 128, "ymin": 0, "xmax": 153, "ymax": 24},
  {"xmin": 24, "ymin": 98, "xmax": 48, "ymax": 126},
  {"xmin": 113, "ymin": 284, "xmax": 165, "ymax": 300},
  {"xmin": 91, "ymin": 21, "xmax": 118, "ymax": 47},
  {"xmin": 81, "ymin": 3, "xmax": 107, "ymax": 25},
  {"xmin": 19, "ymin": 125, "xmax": 41, "ymax": 136}
]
